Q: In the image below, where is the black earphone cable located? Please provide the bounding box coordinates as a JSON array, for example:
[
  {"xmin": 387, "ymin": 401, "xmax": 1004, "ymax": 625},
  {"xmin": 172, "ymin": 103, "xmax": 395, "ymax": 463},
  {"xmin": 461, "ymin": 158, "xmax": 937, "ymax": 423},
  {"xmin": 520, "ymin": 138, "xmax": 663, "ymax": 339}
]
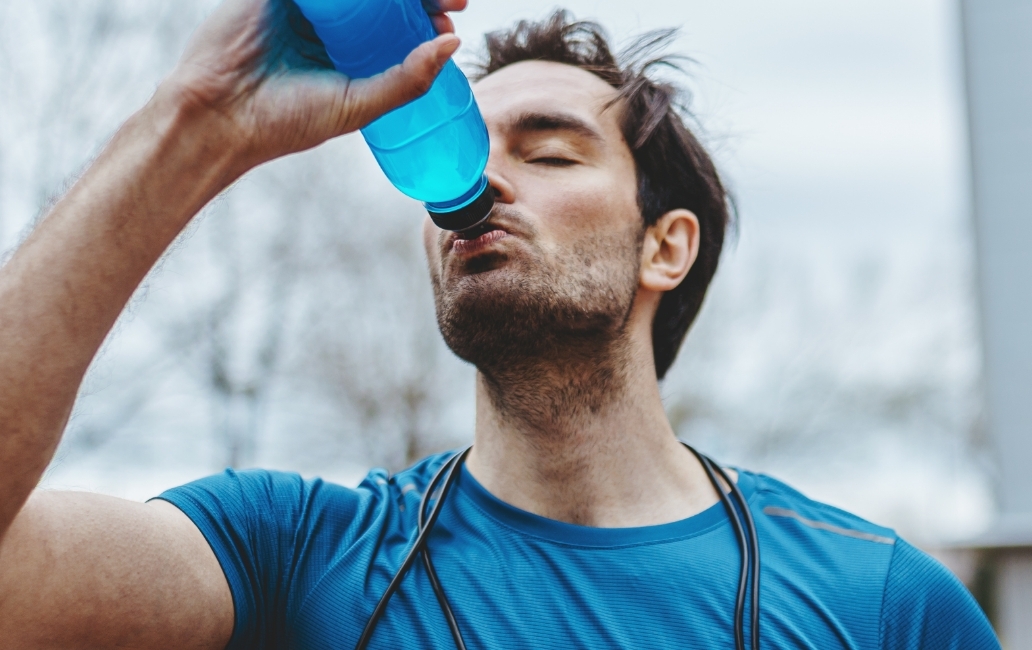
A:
[
  {"xmin": 686, "ymin": 446, "xmax": 750, "ymax": 650},
  {"xmin": 418, "ymin": 454, "xmax": 471, "ymax": 650},
  {"xmin": 711, "ymin": 463, "xmax": 761, "ymax": 650},
  {"xmin": 354, "ymin": 448, "xmax": 470, "ymax": 650},
  {"xmin": 420, "ymin": 548, "xmax": 467, "ymax": 650}
]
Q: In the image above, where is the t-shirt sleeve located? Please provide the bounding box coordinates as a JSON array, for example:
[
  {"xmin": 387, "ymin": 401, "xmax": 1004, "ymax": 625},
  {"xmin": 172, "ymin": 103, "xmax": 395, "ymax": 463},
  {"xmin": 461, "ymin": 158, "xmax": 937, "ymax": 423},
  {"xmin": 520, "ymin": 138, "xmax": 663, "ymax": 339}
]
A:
[
  {"xmin": 154, "ymin": 469, "xmax": 318, "ymax": 650},
  {"xmin": 879, "ymin": 539, "xmax": 999, "ymax": 650}
]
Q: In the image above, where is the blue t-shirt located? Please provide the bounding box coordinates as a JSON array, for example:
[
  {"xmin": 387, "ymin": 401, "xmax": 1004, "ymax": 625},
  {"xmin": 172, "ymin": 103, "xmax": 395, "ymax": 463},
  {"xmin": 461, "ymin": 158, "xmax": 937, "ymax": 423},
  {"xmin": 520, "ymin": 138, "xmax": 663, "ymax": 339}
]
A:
[{"xmin": 157, "ymin": 452, "xmax": 999, "ymax": 649}]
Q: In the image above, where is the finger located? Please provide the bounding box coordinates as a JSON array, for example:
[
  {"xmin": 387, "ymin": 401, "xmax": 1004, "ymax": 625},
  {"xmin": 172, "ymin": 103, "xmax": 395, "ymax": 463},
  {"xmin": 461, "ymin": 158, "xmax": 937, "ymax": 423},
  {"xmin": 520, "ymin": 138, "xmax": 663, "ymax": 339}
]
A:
[
  {"xmin": 438, "ymin": 0, "xmax": 468, "ymax": 11},
  {"xmin": 431, "ymin": 14, "xmax": 456, "ymax": 35},
  {"xmin": 423, "ymin": 0, "xmax": 468, "ymax": 13},
  {"xmin": 345, "ymin": 34, "xmax": 460, "ymax": 129}
]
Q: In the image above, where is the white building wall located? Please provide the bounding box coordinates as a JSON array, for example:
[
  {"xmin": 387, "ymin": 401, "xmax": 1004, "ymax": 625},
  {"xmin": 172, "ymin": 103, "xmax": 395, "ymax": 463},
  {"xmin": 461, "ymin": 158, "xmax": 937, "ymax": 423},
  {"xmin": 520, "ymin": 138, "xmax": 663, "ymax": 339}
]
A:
[{"xmin": 960, "ymin": 0, "xmax": 1032, "ymax": 645}]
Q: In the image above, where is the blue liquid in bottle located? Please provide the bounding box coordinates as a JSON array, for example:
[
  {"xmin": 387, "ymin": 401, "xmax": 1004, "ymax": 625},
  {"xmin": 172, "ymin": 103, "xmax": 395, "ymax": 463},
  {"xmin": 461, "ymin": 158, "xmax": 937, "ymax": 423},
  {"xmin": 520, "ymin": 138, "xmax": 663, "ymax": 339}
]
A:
[{"xmin": 293, "ymin": 0, "xmax": 492, "ymax": 231}]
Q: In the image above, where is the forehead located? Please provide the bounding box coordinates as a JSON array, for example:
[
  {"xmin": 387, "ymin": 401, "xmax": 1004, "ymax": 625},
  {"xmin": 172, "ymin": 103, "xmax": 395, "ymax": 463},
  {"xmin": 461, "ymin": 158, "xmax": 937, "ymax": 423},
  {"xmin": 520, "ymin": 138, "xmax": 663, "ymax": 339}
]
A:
[{"xmin": 473, "ymin": 61, "xmax": 623, "ymax": 137}]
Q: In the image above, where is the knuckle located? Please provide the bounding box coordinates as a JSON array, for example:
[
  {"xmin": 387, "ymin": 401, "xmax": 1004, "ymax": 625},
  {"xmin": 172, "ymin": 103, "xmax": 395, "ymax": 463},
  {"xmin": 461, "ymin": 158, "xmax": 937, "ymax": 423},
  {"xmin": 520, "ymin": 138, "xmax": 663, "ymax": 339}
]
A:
[
  {"xmin": 400, "ymin": 62, "xmax": 433, "ymax": 97},
  {"xmin": 414, "ymin": 72, "xmax": 435, "ymax": 95}
]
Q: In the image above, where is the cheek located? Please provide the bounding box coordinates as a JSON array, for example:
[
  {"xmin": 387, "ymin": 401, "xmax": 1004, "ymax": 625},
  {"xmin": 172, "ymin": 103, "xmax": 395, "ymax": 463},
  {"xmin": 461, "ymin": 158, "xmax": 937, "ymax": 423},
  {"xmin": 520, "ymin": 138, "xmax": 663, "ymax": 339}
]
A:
[
  {"xmin": 422, "ymin": 218, "xmax": 440, "ymax": 265},
  {"xmin": 532, "ymin": 170, "xmax": 640, "ymax": 243}
]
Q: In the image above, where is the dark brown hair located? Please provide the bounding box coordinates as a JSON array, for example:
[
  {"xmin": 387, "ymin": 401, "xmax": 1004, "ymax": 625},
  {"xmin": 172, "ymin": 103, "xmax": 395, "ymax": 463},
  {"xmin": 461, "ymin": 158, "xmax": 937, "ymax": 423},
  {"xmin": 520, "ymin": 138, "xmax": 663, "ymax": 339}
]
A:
[{"xmin": 473, "ymin": 11, "xmax": 731, "ymax": 380}]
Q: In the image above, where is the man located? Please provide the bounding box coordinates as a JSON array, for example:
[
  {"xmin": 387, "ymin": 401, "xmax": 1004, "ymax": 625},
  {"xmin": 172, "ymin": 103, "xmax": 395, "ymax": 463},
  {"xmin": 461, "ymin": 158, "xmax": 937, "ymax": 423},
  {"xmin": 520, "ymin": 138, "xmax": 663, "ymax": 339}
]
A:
[{"xmin": 0, "ymin": 0, "xmax": 999, "ymax": 648}]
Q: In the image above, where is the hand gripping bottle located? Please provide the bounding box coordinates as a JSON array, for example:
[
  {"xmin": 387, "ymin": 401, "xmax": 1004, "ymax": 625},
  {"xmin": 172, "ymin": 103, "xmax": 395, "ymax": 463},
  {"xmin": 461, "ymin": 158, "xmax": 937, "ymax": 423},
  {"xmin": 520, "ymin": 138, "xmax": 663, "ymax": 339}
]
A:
[{"xmin": 293, "ymin": 0, "xmax": 493, "ymax": 231}]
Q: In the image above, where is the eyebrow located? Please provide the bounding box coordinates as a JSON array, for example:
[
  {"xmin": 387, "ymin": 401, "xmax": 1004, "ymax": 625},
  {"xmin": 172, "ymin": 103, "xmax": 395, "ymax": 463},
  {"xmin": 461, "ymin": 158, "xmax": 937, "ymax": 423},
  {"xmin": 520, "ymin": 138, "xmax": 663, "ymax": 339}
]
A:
[{"xmin": 508, "ymin": 111, "xmax": 605, "ymax": 143}]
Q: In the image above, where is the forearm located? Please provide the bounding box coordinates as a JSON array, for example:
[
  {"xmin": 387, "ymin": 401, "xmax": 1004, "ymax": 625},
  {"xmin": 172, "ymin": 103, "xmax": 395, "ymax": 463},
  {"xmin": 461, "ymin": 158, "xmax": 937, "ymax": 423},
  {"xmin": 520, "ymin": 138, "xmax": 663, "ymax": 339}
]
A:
[{"xmin": 0, "ymin": 85, "xmax": 241, "ymax": 536}]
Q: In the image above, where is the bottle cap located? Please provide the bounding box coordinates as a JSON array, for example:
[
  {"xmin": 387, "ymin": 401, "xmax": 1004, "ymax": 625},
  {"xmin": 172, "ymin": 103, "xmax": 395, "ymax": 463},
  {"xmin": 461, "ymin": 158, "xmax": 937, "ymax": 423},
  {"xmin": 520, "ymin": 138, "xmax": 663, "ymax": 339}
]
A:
[{"xmin": 425, "ymin": 178, "xmax": 495, "ymax": 232}]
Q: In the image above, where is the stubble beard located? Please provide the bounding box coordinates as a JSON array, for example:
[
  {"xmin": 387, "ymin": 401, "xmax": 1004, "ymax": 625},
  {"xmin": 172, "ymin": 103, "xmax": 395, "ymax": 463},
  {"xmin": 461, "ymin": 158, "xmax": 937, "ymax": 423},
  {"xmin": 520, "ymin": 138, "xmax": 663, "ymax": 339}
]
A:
[{"xmin": 430, "ymin": 214, "xmax": 644, "ymax": 427}]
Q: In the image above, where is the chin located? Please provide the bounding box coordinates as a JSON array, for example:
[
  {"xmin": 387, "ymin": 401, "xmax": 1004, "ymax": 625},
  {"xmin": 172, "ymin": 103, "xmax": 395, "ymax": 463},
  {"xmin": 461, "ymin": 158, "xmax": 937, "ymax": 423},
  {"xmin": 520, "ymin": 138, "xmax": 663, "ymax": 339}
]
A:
[{"xmin": 456, "ymin": 251, "xmax": 511, "ymax": 277}]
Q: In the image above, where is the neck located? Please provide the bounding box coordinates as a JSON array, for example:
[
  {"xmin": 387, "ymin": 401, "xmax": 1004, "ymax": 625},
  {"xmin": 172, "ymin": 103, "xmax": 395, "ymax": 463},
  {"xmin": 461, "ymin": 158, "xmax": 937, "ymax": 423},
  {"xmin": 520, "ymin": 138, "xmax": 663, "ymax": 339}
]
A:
[{"xmin": 465, "ymin": 322, "xmax": 719, "ymax": 528}]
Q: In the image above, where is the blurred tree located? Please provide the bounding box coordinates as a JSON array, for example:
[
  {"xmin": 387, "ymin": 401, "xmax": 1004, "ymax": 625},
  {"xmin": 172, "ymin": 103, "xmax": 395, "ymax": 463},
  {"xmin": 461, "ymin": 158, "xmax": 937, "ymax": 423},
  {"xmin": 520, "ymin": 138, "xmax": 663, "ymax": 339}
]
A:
[
  {"xmin": 0, "ymin": 0, "xmax": 220, "ymax": 457},
  {"xmin": 271, "ymin": 142, "xmax": 473, "ymax": 472},
  {"xmin": 667, "ymin": 235, "xmax": 983, "ymax": 465}
]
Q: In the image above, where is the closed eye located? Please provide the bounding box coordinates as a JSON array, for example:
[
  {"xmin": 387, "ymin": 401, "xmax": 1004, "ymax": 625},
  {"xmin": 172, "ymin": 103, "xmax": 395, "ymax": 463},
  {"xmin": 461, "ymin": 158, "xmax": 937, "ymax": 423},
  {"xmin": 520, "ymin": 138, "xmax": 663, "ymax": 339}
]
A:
[{"xmin": 528, "ymin": 157, "xmax": 577, "ymax": 167}]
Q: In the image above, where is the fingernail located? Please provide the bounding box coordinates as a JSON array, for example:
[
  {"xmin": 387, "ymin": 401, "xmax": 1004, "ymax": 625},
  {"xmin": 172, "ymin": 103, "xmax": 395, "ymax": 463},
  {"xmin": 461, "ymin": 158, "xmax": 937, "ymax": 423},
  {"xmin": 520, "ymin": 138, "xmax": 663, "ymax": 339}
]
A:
[{"xmin": 437, "ymin": 35, "xmax": 460, "ymax": 65}]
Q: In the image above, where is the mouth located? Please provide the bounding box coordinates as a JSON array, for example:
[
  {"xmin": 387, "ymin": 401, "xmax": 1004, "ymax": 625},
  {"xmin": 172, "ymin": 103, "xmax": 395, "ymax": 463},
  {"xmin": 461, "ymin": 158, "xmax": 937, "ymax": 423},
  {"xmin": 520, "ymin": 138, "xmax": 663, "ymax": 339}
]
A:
[{"xmin": 450, "ymin": 228, "xmax": 508, "ymax": 256}]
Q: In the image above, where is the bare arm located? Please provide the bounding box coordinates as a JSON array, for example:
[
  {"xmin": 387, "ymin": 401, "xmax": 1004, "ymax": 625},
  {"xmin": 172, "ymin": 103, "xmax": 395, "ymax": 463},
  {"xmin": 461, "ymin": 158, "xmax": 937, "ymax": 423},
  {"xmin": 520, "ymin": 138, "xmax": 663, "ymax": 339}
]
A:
[
  {"xmin": 0, "ymin": 495, "xmax": 234, "ymax": 648},
  {"xmin": 0, "ymin": 0, "xmax": 465, "ymax": 646}
]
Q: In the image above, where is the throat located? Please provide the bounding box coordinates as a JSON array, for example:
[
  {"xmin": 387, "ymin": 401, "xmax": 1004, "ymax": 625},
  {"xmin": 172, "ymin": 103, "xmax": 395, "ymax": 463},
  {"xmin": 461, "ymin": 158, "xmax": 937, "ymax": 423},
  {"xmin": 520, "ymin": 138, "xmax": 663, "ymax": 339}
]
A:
[
  {"xmin": 467, "ymin": 340, "xmax": 706, "ymax": 528},
  {"xmin": 479, "ymin": 335, "xmax": 630, "ymax": 435}
]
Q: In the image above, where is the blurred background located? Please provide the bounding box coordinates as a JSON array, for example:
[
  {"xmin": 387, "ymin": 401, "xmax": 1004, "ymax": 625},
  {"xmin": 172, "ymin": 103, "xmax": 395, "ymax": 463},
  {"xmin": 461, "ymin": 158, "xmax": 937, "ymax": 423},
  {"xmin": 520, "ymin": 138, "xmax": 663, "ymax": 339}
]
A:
[{"xmin": 1, "ymin": 0, "xmax": 1012, "ymax": 627}]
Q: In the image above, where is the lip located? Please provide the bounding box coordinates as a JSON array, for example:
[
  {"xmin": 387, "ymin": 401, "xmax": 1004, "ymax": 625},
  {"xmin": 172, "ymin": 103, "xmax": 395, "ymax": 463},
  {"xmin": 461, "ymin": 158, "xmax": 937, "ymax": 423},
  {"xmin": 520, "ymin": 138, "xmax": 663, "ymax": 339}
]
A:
[
  {"xmin": 450, "ymin": 228, "xmax": 509, "ymax": 256},
  {"xmin": 446, "ymin": 217, "xmax": 512, "ymax": 249}
]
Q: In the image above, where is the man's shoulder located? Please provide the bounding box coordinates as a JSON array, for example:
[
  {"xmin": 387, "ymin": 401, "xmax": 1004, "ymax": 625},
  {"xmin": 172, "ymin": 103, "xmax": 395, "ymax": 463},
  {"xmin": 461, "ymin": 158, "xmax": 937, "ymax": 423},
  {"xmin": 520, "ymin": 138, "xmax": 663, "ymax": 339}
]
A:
[
  {"xmin": 739, "ymin": 470, "xmax": 998, "ymax": 649},
  {"xmin": 878, "ymin": 538, "xmax": 999, "ymax": 648},
  {"xmin": 740, "ymin": 470, "xmax": 900, "ymax": 608},
  {"xmin": 745, "ymin": 471, "xmax": 898, "ymax": 545},
  {"xmin": 157, "ymin": 453, "xmax": 457, "ymax": 535},
  {"xmin": 159, "ymin": 467, "xmax": 356, "ymax": 514}
]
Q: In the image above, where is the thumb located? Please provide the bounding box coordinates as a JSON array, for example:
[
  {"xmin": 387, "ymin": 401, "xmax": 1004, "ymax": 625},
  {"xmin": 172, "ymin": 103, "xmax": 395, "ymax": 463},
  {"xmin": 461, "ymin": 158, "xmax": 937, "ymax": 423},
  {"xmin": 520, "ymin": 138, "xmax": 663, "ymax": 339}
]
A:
[{"xmin": 344, "ymin": 34, "xmax": 462, "ymax": 129}]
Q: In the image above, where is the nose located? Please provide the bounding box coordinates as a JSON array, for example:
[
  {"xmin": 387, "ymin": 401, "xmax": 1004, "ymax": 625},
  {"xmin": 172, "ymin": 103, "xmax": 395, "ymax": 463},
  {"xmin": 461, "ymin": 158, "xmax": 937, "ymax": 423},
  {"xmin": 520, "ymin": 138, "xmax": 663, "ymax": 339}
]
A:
[{"xmin": 484, "ymin": 148, "xmax": 516, "ymax": 205}]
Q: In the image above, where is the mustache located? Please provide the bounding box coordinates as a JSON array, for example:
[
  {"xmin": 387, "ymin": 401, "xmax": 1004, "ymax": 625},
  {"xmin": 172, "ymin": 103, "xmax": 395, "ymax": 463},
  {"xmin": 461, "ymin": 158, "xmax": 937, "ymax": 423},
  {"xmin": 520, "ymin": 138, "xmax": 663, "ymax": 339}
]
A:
[
  {"xmin": 441, "ymin": 204, "xmax": 536, "ymax": 253},
  {"xmin": 483, "ymin": 204, "xmax": 532, "ymax": 236}
]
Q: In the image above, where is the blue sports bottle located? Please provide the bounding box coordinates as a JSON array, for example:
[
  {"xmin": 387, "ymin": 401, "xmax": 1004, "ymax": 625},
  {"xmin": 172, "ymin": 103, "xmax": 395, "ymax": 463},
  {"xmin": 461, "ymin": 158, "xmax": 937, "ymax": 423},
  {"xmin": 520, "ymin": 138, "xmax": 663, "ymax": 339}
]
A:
[{"xmin": 292, "ymin": 0, "xmax": 493, "ymax": 231}]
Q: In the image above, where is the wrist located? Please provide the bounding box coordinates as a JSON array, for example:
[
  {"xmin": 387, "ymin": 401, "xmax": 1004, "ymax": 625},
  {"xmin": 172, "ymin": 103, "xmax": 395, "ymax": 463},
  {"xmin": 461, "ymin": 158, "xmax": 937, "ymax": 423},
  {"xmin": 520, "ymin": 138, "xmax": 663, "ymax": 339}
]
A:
[
  {"xmin": 142, "ymin": 78, "xmax": 251, "ymax": 194},
  {"xmin": 63, "ymin": 84, "xmax": 250, "ymax": 251}
]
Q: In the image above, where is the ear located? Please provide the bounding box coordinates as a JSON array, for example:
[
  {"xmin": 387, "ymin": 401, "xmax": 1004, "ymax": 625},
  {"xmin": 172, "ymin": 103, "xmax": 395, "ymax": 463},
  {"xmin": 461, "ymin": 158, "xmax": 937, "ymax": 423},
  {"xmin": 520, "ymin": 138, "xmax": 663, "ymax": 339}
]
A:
[{"xmin": 640, "ymin": 209, "xmax": 700, "ymax": 293}]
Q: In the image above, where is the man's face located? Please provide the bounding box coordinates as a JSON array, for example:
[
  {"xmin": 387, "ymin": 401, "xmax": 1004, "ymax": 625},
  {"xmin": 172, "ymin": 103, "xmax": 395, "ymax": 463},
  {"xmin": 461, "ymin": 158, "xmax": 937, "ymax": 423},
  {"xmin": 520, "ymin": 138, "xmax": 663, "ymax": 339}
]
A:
[{"xmin": 423, "ymin": 61, "xmax": 646, "ymax": 371}]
